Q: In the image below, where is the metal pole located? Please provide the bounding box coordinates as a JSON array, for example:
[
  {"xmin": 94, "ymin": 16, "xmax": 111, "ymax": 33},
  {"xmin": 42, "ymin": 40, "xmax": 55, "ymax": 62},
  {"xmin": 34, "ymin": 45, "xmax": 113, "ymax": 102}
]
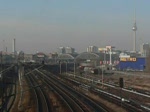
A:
[
  {"xmin": 102, "ymin": 65, "xmax": 104, "ymax": 87},
  {"xmin": 66, "ymin": 61, "xmax": 67, "ymax": 75},
  {"xmin": 74, "ymin": 62, "xmax": 75, "ymax": 78},
  {"xmin": 102, "ymin": 50, "xmax": 106, "ymax": 88},
  {"xmin": 59, "ymin": 62, "xmax": 61, "ymax": 74},
  {"xmin": 134, "ymin": 31, "xmax": 136, "ymax": 52}
]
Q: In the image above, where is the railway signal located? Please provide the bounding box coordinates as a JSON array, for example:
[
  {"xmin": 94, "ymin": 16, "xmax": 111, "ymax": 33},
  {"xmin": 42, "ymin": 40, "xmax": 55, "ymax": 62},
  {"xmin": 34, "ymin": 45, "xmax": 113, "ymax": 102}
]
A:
[{"xmin": 119, "ymin": 77, "xmax": 124, "ymax": 88}]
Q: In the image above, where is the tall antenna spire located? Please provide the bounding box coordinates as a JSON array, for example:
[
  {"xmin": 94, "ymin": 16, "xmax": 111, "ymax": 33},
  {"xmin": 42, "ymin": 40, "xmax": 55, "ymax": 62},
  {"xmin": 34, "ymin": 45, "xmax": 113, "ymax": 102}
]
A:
[
  {"xmin": 132, "ymin": 1, "xmax": 137, "ymax": 52},
  {"xmin": 134, "ymin": 6, "xmax": 136, "ymax": 22}
]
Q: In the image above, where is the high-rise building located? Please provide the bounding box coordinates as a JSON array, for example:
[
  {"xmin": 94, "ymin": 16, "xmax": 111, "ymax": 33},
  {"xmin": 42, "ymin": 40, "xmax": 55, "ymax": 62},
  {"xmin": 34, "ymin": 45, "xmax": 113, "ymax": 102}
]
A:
[
  {"xmin": 65, "ymin": 47, "xmax": 75, "ymax": 54},
  {"xmin": 58, "ymin": 47, "xmax": 65, "ymax": 54},
  {"xmin": 87, "ymin": 46, "xmax": 98, "ymax": 53},
  {"xmin": 140, "ymin": 43, "xmax": 150, "ymax": 57},
  {"xmin": 58, "ymin": 47, "xmax": 75, "ymax": 54}
]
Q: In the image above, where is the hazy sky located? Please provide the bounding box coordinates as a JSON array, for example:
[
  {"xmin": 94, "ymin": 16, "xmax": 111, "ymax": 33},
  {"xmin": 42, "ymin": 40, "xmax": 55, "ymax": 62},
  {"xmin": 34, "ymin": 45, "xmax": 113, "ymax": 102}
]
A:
[{"xmin": 0, "ymin": 0, "xmax": 150, "ymax": 53}]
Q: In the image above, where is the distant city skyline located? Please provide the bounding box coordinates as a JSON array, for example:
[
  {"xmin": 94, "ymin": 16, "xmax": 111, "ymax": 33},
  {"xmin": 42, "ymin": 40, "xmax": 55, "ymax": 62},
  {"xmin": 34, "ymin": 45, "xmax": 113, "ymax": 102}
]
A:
[{"xmin": 0, "ymin": 0, "xmax": 150, "ymax": 53}]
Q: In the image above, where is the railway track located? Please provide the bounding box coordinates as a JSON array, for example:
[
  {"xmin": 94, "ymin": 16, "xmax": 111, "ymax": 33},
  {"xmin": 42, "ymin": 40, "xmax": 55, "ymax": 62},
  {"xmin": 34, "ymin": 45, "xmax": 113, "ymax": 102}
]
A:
[
  {"xmin": 35, "ymin": 69, "xmax": 110, "ymax": 112},
  {"xmin": 25, "ymin": 68, "xmax": 150, "ymax": 112},
  {"xmin": 34, "ymin": 71, "xmax": 88, "ymax": 112},
  {"xmin": 26, "ymin": 74, "xmax": 51, "ymax": 112},
  {"xmin": 64, "ymin": 75, "xmax": 149, "ymax": 112}
]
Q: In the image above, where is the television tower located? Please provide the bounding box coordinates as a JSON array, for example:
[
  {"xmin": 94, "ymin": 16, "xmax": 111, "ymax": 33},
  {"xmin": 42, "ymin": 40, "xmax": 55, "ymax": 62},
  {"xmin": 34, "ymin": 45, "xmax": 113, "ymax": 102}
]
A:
[{"xmin": 132, "ymin": 8, "xmax": 137, "ymax": 52}]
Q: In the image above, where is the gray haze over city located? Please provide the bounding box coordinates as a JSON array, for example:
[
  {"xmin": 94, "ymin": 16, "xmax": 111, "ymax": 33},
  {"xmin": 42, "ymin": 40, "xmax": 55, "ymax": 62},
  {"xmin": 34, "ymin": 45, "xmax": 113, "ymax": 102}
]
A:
[{"xmin": 0, "ymin": 0, "xmax": 150, "ymax": 53}]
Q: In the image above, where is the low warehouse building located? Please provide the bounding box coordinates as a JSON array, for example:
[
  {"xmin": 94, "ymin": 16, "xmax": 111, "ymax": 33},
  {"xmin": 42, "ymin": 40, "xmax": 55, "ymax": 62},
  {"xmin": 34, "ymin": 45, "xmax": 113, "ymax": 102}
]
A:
[{"xmin": 117, "ymin": 57, "xmax": 146, "ymax": 71}]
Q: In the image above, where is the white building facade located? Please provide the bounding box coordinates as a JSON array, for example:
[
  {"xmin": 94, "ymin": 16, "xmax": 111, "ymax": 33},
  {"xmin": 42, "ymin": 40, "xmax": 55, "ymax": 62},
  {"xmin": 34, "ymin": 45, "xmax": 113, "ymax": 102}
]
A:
[{"xmin": 87, "ymin": 46, "xmax": 98, "ymax": 53}]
